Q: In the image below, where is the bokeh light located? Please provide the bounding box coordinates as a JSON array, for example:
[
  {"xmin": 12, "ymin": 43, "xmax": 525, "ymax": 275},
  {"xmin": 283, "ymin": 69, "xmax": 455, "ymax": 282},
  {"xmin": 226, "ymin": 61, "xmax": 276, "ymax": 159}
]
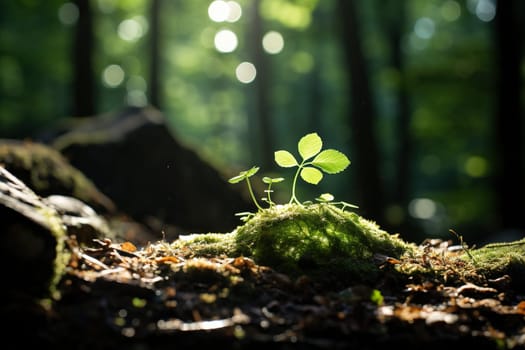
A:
[
  {"xmin": 262, "ymin": 31, "xmax": 284, "ymax": 54},
  {"xmin": 226, "ymin": 1, "xmax": 242, "ymax": 23},
  {"xmin": 214, "ymin": 29, "xmax": 238, "ymax": 53},
  {"xmin": 58, "ymin": 2, "xmax": 79, "ymax": 25},
  {"xmin": 208, "ymin": 1, "xmax": 229, "ymax": 22},
  {"xmin": 102, "ymin": 64, "xmax": 125, "ymax": 87},
  {"xmin": 414, "ymin": 17, "xmax": 435, "ymax": 40},
  {"xmin": 475, "ymin": 0, "xmax": 496, "ymax": 22},
  {"xmin": 208, "ymin": 1, "xmax": 242, "ymax": 23},
  {"xmin": 118, "ymin": 17, "xmax": 147, "ymax": 42},
  {"xmin": 440, "ymin": 1, "xmax": 461, "ymax": 22},
  {"xmin": 235, "ymin": 62, "xmax": 256, "ymax": 83},
  {"xmin": 126, "ymin": 75, "xmax": 148, "ymax": 106},
  {"xmin": 126, "ymin": 90, "xmax": 147, "ymax": 107},
  {"xmin": 408, "ymin": 198, "xmax": 437, "ymax": 220},
  {"xmin": 464, "ymin": 155, "xmax": 488, "ymax": 177},
  {"xmin": 290, "ymin": 51, "xmax": 314, "ymax": 74}
]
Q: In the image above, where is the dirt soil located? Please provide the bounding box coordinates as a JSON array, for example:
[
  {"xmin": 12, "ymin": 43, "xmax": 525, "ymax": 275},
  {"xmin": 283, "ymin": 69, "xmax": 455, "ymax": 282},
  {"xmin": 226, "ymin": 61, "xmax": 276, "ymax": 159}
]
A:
[{"xmin": 5, "ymin": 235, "xmax": 525, "ymax": 350}]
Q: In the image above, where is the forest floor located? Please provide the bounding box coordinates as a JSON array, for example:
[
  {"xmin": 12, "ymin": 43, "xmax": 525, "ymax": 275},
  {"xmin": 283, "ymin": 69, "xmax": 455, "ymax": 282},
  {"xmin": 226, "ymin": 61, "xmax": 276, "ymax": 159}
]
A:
[
  {"xmin": 1, "ymin": 131, "xmax": 524, "ymax": 349},
  {"xmin": 7, "ymin": 234, "xmax": 525, "ymax": 350}
]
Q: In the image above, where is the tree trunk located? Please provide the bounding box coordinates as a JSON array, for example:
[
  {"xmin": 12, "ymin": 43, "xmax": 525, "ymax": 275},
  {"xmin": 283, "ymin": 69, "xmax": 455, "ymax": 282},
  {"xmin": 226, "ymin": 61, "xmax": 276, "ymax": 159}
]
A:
[
  {"xmin": 248, "ymin": 0, "xmax": 273, "ymax": 169},
  {"xmin": 493, "ymin": 0, "xmax": 525, "ymax": 232},
  {"xmin": 378, "ymin": 0, "xmax": 412, "ymax": 231},
  {"xmin": 336, "ymin": 0, "xmax": 385, "ymax": 222},
  {"xmin": 306, "ymin": 7, "xmax": 326, "ymax": 136},
  {"xmin": 72, "ymin": 0, "xmax": 95, "ymax": 117},
  {"xmin": 149, "ymin": 0, "xmax": 162, "ymax": 109}
]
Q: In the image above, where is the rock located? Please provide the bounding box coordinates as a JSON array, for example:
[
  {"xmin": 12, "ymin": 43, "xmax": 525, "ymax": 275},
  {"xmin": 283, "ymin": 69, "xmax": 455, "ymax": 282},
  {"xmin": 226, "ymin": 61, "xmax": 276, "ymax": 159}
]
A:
[
  {"xmin": 43, "ymin": 194, "xmax": 113, "ymax": 243},
  {"xmin": 0, "ymin": 165, "xmax": 69, "ymax": 298},
  {"xmin": 0, "ymin": 139, "xmax": 115, "ymax": 214},
  {"xmin": 50, "ymin": 106, "xmax": 254, "ymax": 235},
  {"xmin": 0, "ymin": 165, "xmax": 122, "ymax": 298},
  {"xmin": 0, "ymin": 138, "xmax": 158, "ymax": 246}
]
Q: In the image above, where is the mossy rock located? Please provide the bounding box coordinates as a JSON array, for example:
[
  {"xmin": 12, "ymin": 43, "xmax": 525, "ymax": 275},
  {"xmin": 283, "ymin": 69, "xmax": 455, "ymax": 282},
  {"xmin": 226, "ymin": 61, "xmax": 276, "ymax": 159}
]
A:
[
  {"xmin": 0, "ymin": 139, "xmax": 115, "ymax": 214},
  {"xmin": 0, "ymin": 166, "xmax": 70, "ymax": 299},
  {"xmin": 174, "ymin": 204, "xmax": 418, "ymax": 284}
]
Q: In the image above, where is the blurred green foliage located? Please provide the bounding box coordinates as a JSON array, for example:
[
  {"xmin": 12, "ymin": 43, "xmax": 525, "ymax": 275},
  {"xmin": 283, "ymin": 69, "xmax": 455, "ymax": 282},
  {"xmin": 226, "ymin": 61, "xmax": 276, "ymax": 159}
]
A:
[{"xmin": 0, "ymin": 0, "xmax": 523, "ymax": 243}]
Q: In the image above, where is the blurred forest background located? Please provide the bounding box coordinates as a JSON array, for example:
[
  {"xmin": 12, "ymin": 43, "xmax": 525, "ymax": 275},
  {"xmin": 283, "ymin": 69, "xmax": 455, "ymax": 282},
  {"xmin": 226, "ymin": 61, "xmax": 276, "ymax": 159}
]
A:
[{"xmin": 0, "ymin": 0, "xmax": 524, "ymax": 245}]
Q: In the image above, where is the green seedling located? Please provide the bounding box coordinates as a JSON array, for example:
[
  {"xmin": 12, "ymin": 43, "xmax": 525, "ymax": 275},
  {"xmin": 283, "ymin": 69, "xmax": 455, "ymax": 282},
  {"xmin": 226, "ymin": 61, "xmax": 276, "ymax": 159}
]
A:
[
  {"xmin": 229, "ymin": 132, "xmax": 353, "ymax": 216},
  {"xmin": 316, "ymin": 193, "xmax": 359, "ymax": 211},
  {"xmin": 228, "ymin": 166, "xmax": 263, "ymax": 211},
  {"xmin": 262, "ymin": 176, "xmax": 284, "ymax": 206},
  {"xmin": 274, "ymin": 132, "xmax": 350, "ymax": 205}
]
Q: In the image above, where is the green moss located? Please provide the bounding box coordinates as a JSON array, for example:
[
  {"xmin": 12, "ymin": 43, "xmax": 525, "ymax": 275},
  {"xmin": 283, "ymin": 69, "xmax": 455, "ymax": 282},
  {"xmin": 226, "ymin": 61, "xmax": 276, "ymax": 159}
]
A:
[
  {"xmin": 173, "ymin": 204, "xmax": 417, "ymax": 284},
  {"xmin": 171, "ymin": 203, "xmax": 525, "ymax": 288},
  {"xmin": 176, "ymin": 232, "xmax": 238, "ymax": 256},
  {"xmin": 40, "ymin": 207, "xmax": 70, "ymax": 299},
  {"xmin": 0, "ymin": 140, "xmax": 114, "ymax": 212},
  {"xmin": 234, "ymin": 204, "xmax": 416, "ymax": 282},
  {"xmin": 467, "ymin": 239, "xmax": 525, "ymax": 286}
]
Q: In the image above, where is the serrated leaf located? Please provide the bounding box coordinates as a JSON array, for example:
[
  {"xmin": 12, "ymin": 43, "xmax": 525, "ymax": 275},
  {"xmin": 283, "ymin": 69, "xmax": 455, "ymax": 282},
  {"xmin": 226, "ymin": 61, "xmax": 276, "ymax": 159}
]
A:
[
  {"xmin": 311, "ymin": 149, "xmax": 350, "ymax": 174},
  {"xmin": 298, "ymin": 133, "xmax": 322, "ymax": 161},
  {"xmin": 275, "ymin": 150, "xmax": 298, "ymax": 167},
  {"xmin": 300, "ymin": 166, "xmax": 323, "ymax": 184}
]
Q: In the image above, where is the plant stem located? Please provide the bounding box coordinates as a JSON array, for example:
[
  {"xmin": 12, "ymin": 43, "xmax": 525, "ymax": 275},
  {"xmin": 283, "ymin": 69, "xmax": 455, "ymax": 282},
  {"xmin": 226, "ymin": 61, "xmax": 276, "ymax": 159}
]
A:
[
  {"xmin": 266, "ymin": 184, "xmax": 273, "ymax": 206},
  {"xmin": 289, "ymin": 162, "xmax": 305, "ymax": 205},
  {"xmin": 246, "ymin": 178, "xmax": 263, "ymax": 210}
]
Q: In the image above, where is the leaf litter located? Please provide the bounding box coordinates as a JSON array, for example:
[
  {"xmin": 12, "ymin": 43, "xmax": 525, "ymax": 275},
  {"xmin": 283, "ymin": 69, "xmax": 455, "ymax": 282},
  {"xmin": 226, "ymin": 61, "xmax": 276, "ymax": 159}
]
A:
[{"xmin": 28, "ymin": 234, "xmax": 524, "ymax": 350}]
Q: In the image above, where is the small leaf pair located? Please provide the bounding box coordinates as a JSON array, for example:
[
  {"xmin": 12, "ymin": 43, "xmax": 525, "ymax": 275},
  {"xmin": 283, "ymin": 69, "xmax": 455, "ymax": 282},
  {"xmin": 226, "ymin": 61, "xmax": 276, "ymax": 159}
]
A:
[{"xmin": 228, "ymin": 166, "xmax": 263, "ymax": 210}]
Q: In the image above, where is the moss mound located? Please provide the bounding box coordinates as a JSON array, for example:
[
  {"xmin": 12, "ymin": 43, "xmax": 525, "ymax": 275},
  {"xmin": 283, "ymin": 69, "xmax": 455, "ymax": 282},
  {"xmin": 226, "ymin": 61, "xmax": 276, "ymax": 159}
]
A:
[{"xmin": 174, "ymin": 204, "xmax": 417, "ymax": 284}]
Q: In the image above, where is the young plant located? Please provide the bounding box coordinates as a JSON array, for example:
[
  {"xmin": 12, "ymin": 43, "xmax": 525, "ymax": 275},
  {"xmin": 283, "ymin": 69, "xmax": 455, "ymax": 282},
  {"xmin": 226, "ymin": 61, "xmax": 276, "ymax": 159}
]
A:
[
  {"xmin": 262, "ymin": 176, "xmax": 284, "ymax": 206},
  {"xmin": 228, "ymin": 166, "xmax": 263, "ymax": 211},
  {"xmin": 229, "ymin": 132, "xmax": 353, "ymax": 216},
  {"xmin": 316, "ymin": 193, "xmax": 359, "ymax": 211},
  {"xmin": 274, "ymin": 132, "xmax": 350, "ymax": 205}
]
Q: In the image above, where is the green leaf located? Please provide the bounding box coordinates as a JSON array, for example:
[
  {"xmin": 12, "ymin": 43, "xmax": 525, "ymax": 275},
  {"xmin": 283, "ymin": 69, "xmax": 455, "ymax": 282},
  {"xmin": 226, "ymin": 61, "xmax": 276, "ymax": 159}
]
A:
[
  {"xmin": 263, "ymin": 177, "xmax": 284, "ymax": 184},
  {"xmin": 298, "ymin": 132, "xmax": 322, "ymax": 160},
  {"xmin": 311, "ymin": 149, "xmax": 350, "ymax": 174},
  {"xmin": 317, "ymin": 193, "xmax": 334, "ymax": 202},
  {"xmin": 300, "ymin": 166, "xmax": 323, "ymax": 184},
  {"xmin": 370, "ymin": 289, "xmax": 384, "ymax": 306},
  {"xmin": 228, "ymin": 174, "xmax": 245, "ymax": 184},
  {"xmin": 244, "ymin": 166, "xmax": 260, "ymax": 177},
  {"xmin": 228, "ymin": 166, "xmax": 259, "ymax": 183},
  {"xmin": 275, "ymin": 150, "xmax": 298, "ymax": 167}
]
